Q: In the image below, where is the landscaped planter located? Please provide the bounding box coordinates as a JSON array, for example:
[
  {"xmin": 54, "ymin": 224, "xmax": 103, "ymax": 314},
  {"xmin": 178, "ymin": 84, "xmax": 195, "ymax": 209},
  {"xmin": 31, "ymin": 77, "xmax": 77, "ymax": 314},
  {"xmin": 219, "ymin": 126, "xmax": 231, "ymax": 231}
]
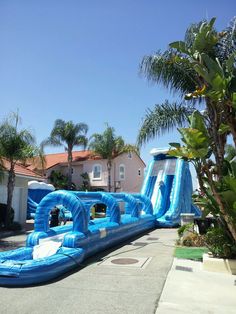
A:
[{"xmin": 203, "ymin": 253, "xmax": 236, "ymax": 275}]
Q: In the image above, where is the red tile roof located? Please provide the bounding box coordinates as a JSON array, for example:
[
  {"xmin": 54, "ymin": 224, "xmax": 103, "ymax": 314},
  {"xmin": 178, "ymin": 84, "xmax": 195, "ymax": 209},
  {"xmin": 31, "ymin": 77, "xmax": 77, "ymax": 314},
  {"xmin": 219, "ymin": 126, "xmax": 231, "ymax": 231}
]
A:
[
  {"xmin": 2, "ymin": 159, "xmax": 42, "ymax": 178},
  {"xmin": 27, "ymin": 150, "xmax": 145, "ymax": 171},
  {"xmin": 27, "ymin": 150, "xmax": 100, "ymax": 171},
  {"xmin": 45, "ymin": 150, "xmax": 99, "ymax": 169}
]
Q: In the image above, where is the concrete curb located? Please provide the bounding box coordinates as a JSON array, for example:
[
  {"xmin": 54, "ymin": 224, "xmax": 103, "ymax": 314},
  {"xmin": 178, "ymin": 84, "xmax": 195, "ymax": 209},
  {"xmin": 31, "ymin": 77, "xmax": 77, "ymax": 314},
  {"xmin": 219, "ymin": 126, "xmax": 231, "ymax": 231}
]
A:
[{"xmin": 203, "ymin": 253, "xmax": 236, "ymax": 275}]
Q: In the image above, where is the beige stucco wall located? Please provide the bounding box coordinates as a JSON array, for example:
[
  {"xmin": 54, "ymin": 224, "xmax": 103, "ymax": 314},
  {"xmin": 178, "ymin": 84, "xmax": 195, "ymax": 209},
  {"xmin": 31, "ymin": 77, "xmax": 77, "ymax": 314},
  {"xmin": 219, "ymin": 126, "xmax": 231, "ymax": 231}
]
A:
[
  {"xmin": 45, "ymin": 152, "xmax": 145, "ymax": 193},
  {"xmin": 71, "ymin": 164, "xmax": 84, "ymax": 187},
  {"xmin": 47, "ymin": 164, "xmax": 87, "ymax": 189},
  {"xmin": 83, "ymin": 160, "xmax": 108, "ymax": 189},
  {"xmin": 84, "ymin": 153, "xmax": 145, "ymax": 192},
  {"xmin": 112, "ymin": 153, "xmax": 145, "ymax": 193}
]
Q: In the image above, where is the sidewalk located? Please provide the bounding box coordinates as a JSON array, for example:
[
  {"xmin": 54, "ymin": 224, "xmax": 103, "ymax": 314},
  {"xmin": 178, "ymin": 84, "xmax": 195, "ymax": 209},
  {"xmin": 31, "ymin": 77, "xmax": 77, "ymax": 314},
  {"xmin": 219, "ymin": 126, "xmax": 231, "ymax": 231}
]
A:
[{"xmin": 156, "ymin": 258, "xmax": 236, "ymax": 314}]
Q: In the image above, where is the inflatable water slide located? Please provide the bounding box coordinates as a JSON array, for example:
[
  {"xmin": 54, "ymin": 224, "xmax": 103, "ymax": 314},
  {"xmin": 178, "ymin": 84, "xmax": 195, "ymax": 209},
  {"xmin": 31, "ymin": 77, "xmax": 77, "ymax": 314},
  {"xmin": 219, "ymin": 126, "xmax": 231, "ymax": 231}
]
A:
[
  {"xmin": 141, "ymin": 148, "xmax": 201, "ymax": 227},
  {"xmin": 0, "ymin": 148, "xmax": 200, "ymax": 286}
]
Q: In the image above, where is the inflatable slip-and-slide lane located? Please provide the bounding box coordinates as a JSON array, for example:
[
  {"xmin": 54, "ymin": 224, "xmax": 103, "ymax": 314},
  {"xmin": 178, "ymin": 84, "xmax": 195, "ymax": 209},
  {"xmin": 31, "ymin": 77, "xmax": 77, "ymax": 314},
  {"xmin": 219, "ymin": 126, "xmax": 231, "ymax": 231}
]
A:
[{"xmin": 0, "ymin": 148, "xmax": 201, "ymax": 286}]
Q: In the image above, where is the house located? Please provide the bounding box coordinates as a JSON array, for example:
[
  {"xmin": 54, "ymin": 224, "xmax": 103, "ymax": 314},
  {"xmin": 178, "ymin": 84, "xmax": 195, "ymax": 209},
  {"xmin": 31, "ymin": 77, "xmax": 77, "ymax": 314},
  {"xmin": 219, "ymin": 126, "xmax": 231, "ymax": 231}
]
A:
[
  {"xmin": 28, "ymin": 150, "xmax": 146, "ymax": 193},
  {"xmin": 0, "ymin": 159, "xmax": 43, "ymax": 226}
]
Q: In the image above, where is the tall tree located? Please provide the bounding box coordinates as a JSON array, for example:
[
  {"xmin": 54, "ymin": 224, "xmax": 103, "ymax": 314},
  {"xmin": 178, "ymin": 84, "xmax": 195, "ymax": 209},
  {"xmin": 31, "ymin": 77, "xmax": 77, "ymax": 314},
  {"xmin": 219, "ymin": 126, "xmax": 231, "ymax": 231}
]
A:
[
  {"xmin": 43, "ymin": 119, "xmax": 88, "ymax": 189},
  {"xmin": 139, "ymin": 17, "xmax": 236, "ymax": 169},
  {"xmin": 0, "ymin": 113, "xmax": 39, "ymax": 228},
  {"xmin": 138, "ymin": 17, "xmax": 236, "ymax": 242},
  {"xmin": 89, "ymin": 125, "xmax": 138, "ymax": 192}
]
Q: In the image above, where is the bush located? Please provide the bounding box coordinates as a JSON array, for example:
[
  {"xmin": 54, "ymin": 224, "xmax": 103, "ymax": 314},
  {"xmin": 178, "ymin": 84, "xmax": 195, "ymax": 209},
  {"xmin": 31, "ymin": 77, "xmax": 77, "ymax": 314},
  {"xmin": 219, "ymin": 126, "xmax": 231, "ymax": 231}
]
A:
[
  {"xmin": 177, "ymin": 223, "xmax": 206, "ymax": 247},
  {"xmin": 205, "ymin": 227, "xmax": 236, "ymax": 259},
  {"xmin": 182, "ymin": 233, "xmax": 206, "ymax": 247}
]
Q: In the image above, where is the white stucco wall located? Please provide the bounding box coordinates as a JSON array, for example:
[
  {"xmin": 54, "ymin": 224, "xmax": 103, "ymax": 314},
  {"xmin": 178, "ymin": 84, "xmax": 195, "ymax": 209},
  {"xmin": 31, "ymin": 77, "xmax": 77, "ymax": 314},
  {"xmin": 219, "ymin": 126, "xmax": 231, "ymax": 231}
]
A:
[{"xmin": 0, "ymin": 174, "xmax": 35, "ymax": 226}]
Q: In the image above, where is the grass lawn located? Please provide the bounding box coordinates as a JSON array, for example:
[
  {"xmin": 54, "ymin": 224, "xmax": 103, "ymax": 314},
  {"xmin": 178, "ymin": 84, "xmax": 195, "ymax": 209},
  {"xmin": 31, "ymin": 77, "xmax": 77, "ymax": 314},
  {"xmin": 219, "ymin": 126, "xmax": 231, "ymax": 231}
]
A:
[{"xmin": 175, "ymin": 246, "xmax": 209, "ymax": 261}]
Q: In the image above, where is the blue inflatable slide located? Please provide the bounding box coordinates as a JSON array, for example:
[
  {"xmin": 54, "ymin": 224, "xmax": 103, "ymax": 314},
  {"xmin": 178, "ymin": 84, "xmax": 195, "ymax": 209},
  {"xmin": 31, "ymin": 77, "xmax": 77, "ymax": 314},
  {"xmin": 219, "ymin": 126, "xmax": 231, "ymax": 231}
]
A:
[{"xmin": 0, "ymin": 148, "xmax": 200, "ymax": 286}]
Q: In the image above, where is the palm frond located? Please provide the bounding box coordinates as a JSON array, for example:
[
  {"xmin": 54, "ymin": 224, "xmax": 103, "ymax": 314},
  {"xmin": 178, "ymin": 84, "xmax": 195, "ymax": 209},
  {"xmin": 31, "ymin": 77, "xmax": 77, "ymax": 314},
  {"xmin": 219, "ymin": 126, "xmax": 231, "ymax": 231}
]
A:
[
  {"xmin": 121, "ymin": 144, "xmax": 140, "ymax": 155},
  {"xmin": 184, "ymin": 20, "xmax": 207, "ymax": 48},
  {"xmin": 89, "ymin": 125, "xmax": 138, "ymax": 160},
  {"xmin": 137, "ymin": 101, "xmax": 195, "ymax": 147},
  {"xmin": 0, "ymin": 113, "xmax": 39, "ymax": 164},
  {"xmin": 41, "ymin": 137, "xmax": 62, "ymax": 148},
  {"xmin": 44, "ymin": 120, "xmax": 89, "ymax": 151},
  {"xmin": 28, "ymin": 146, "xmax": 47, "ymax": 173},
  {"xmin": 140, "ymin": 49, "xmax": 199, "ymax": 96},
  {"xmin": 225, "ymin": 144, "xmax": 236, "ymax": 161},
  {"xmin": 216, "ymin": 17, "xmax": 236, "ymax": 62}
]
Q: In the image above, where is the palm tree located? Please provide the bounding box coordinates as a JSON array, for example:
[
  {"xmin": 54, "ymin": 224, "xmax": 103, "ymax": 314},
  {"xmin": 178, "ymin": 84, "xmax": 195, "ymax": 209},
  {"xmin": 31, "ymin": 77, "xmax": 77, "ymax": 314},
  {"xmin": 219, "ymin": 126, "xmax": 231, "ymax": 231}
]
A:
[
  {"xmin": 139, "ymin": 17, "xmax": 236, "ymax": 172},
  {"xmin": 138, "ymin": 17, "xmax": 236, "ymax": 242},
  {"xmin": 138, "ymin": 30, "xmax": 203, "ymax": 147},
  {"xmin": 0, "ymin": 113, "xmax": 39, "ymax": 228},
  {"xmin": 43, "ymin": 119, "xmax": 88, "ymax": 189},
  {"xmin": 89, "ymin": 125, "xmax": 138, "ymax": 192}
]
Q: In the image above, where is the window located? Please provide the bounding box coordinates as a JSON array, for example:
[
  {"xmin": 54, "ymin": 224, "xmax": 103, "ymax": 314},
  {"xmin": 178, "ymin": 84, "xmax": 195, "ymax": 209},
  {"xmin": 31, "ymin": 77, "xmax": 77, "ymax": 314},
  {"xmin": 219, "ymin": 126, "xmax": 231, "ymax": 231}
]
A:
[
  {"xmin": 119, "ymin": 164, "xmax": 125, "ymax": 180},
  {"xmin": 138, "ymin": 168, "xmax": 141, "ymax": 176},
  {"xmin": 92, "ymin": 164, "xmax": 102, "ymax": 180}
]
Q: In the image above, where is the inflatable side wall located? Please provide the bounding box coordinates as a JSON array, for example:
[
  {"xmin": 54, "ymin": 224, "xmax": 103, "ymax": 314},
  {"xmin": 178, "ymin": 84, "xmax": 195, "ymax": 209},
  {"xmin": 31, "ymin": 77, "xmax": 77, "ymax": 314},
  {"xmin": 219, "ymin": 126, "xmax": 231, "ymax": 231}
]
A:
[{"xmin": 27, "ymin": 181, "xmax": 55, "ymax": 219}]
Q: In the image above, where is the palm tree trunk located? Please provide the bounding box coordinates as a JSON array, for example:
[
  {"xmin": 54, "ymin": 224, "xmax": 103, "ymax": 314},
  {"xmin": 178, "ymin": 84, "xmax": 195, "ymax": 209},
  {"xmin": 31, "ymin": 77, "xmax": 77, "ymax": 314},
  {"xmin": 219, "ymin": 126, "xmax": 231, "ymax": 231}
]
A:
[
  {"xmin": 206, "ymin": 101, "xmax": 226, "ymax": 179},
  {"xmin": 67, "ymin": 148, "xmax": 73, "ymax": 190},
  {"xmin": 5, "ymin": 162, "xmax": 15, "ymax": 228},
  {"xmin": 107, "ymin": 160, "xmax": 112, "ymax": 192}
]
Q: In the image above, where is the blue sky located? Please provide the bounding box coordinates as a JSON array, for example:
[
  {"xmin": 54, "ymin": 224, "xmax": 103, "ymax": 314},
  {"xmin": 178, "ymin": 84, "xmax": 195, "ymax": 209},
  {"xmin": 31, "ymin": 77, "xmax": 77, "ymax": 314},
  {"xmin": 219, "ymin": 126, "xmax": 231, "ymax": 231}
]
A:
[{"xmin": 0, "ymin": 0, "xmax": 235, "ymax": 165}]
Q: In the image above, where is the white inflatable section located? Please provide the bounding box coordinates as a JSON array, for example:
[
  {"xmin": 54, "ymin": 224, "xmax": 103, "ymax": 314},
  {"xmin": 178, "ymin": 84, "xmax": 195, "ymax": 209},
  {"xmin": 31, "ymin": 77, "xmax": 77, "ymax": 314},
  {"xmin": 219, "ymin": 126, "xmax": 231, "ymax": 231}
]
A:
[
  {"xmin": 28, "ymin": 180, "xmax": 55, "ymax": 191},
  {"xmin": 33, "ymin": 241, "xmax": 61, "ymax": 260},
  {"xmin": 150, "ymin": 147, "xmax": 169, "ymax": 156},
  {"xmin": 151, "ymin": 169, "xmax": 163, "ymax": 206}
]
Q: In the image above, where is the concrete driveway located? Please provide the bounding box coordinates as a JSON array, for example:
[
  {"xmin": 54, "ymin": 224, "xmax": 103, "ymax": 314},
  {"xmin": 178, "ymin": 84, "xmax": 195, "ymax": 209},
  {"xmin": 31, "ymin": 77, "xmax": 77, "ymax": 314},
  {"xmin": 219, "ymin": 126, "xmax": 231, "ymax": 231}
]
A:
[{"xmin": 0, "ymin": 228, "xmax": 176, "ymax": 314}]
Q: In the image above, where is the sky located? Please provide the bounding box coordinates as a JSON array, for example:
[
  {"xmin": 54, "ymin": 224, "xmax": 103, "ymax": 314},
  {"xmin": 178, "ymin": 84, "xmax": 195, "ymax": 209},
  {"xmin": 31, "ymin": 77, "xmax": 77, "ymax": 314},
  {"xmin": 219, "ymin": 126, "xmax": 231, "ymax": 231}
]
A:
[{"xmin": 0, "ymin": 0, "xmax": 235, "ymax": 167}]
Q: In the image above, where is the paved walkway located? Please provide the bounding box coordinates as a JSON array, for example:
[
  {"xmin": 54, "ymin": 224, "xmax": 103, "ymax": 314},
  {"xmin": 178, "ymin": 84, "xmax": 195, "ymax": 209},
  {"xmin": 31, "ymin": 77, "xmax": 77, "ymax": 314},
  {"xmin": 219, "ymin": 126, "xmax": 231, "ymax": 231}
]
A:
[
  {"xmin": 156, "ymin": 258, "xmax": 236, "ymax": 314},
  {"xmin": 0, "ymin": 228, "xmax": 176, "ymax": 314}
]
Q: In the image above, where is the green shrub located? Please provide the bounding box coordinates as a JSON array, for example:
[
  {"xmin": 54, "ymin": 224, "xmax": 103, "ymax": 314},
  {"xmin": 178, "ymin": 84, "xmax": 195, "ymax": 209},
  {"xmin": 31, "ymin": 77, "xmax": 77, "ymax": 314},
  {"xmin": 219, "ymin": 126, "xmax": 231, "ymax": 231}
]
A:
[
  {"xmin": 177, "ymin": 223, "xmax": 194, "ymax": 238},
  {"xmin": 205, "ymin": 227, "xmax": 236, "ymax": 259}
]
